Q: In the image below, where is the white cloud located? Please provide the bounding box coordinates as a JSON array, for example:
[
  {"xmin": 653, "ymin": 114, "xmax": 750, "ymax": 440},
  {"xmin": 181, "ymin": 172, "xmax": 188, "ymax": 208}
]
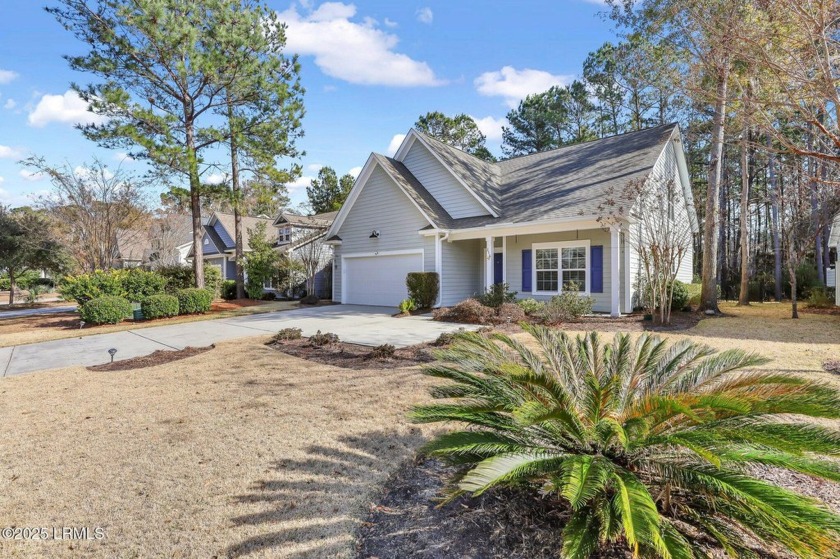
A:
[
  {"xmin": 383, "ymin": 17, "xmax": 398, "ymax": 28},
  {"xmin": 306, "ymin": 163, "xmax": 324, "ymax": 173},
  {"xmin": 348, "ymin": 166, "xmax": 362, "ymax": 178},
  {"xmin": 114, "ymin": 151, "xmax": 135, "ymax": 163},
  {"xmin": 0, "ymin": 69, "xmax": 18, "ymax": 84},
  {"xmin": 27, "ymin": 90, "xmax": 108, "ymax": 127},
  {"xmin": 278, "ymin": 3, "xmax": 443, "ymax": 86},
  {"xmin": 19, "ymin": 169, "xmax": 45, "ymax": 182},
  {"xmin": 0, "ymin": 176, "xmax": 4, "ymax": 184},
  {"xmin": 73, "ymin": 165, "xmax": 115, "ymax": 180},
  {"xmin": 387, "ymin": 133, "xmax": 406, "ymax": 156},
  {"xmin": 471, "ymin": 115, "xmax": 507, "ymax": 142},
  {"xmin": 3, "ymin": 99, "xmax": 16, "ymax": 110},
  {"xmin": 475, "ymin": 66, "xmax": 573, "ymax": 108},
  {"xmin": 287, "ymin": 175, "xmax": 314, "ymax": 192},
  {"xmin": 415, "ymin": 7, "xmax": 433, "ymax": 24},
  {"xmin": 0, "ymin": 145, "xmax": 24, "ymax": 159},
  {"xmin": 204, "ymin": 172, "xmax": 227, "ymax": 185}
]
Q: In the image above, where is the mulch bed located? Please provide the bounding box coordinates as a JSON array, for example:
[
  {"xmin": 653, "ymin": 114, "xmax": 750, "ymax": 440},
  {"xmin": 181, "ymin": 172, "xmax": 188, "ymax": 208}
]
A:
[
  {"xmin": 356, "ymin": 457, "xmax": 629, "ymax": 559},
  {"xmin": 800, "ymin": 306, "xmax": 840, "ymax": 316},
  {"xmin": 87, "ymin": 345, "xmax": 214, "ymax": 372},
  {"xmin": 436, "ymin": 311, "xmax": 702, "ymax": 334},
  {"xmin": 267, "ymin": 337, "xmax": 438, "ymax": 370}
]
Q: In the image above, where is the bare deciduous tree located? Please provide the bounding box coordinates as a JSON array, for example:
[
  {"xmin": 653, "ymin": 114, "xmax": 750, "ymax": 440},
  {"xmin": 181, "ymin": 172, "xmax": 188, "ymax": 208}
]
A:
[{"xmin": 25, "ymin": 157, "xmax": 149, "ymax": 272}]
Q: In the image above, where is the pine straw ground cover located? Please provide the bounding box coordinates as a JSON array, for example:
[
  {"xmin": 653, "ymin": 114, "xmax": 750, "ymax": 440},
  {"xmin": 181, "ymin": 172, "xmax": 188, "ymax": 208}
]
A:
[{"xmin": 0, "ymin": 336, "xmax": 439, "ymax": 559}]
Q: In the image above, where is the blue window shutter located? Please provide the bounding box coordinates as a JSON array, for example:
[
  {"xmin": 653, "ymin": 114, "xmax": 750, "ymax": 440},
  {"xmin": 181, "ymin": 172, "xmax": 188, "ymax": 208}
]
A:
[
  {"xmin": 591, "ymin": 245, "xmax": 603, "ymax": 293},
  {"xmin": 522, "ymin": 249, "xmax": 532, "ymax": 292}
]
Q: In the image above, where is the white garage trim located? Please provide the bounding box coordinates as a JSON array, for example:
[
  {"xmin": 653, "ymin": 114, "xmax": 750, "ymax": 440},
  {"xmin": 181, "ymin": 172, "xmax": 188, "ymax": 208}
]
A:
[{"xmin": 341, "ymin": 249, "xmax": 425, "ymax": 305}]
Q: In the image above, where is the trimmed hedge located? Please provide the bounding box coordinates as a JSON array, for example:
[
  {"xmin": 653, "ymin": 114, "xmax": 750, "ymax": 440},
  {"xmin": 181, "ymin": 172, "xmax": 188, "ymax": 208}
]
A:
[
  {"xmin": 79, "ymin": 295, "xmax": 132, "ymax": 325},
  {"xmin": 141, "ymin": 294, "xmax": 180, "ymax": 319},
  {"xmin": 60, "ymin": 269, "xmax": 167, "ymax": 304},
  {"xmin": 221, "ymin": 280, "xmax": 237, "ymax": 300},
  {"xmin": 670, "ymin": 280, "xmax": 690, "ymax": 311},
  {"xmin": 406, "ymin": 272, "xmax": 439, "ymax": 309},
  {"xmin": 177, "ymin": 288, "xmax": 213, "ymax": 314}
]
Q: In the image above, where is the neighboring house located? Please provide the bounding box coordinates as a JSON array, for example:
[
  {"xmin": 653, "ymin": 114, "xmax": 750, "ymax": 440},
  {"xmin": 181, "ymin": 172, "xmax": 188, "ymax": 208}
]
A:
[
  {"xmin": 272, "ymin": 211, "xmax": 337, "ymax": 297},
  {"xmin": 829, "ymin": 214, "xmax": 839, "ymax": 305},
  {"xmin": 192, "ymin": 210, "xmax": 336, "ymax": 297},
  {"xmin": 193, "ymin": 212, "xmax": 274, "ymax": 280},
  {"xmin": 116, "ymin": 214, "xmax": 193, "ymax": 269},
  {"xmin": 325, "ymin": 123, "xmax": 698, "ymax": 315}
]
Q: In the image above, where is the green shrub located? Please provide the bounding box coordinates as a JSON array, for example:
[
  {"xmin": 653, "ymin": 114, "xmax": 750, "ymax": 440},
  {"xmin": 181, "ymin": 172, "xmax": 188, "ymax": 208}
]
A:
[
  {"xmin": 141, "ymin": 294, "xmax": 179, "ymax": 319},
  {"xmin": 300, "ymin": 294, "xmax": 320, "ymax": 305},
  {"xmin": 221, "ymin": 280, "xmax": 237, "ymax": 300},
  {"xmin": 309, "ymin": 330, "xmax": 338, "ymax": 347},
  {"xmin": 245, "ymin": 279, "xmax": 264, "ymax": 300},
  {"xmin": 0, "ymin": 270, "xmax": 42, "ymax": 290},
  {"xmin": 784, "ymin": 262, "xmax": 821, "ymax": 300},
  {"xmin": 406, "ymin": 272, "xmax": 440, "ymax": 309},
  {"xmin": 368, "ymin": 344, "xmax": 396, "ymax": 359},
  {"xmin": 59, "ymin": 270, "xmax": 126, "ymax": 304},
  {"xmin": 433, "ymin": 299, "xmax": 495, "ymax": 324},
  {"xmin": 25, "ymin": 285, "xmax": 47, "ymax": 305},
  {"xmin": 539, "ymin": 288, "xmax": 594, "ymax": 323},
  {"xmin": 807, "ymin": 287, "xmax": 835, "ymax": 309},
  {"xmin": 273, "ymin": 327, "xmax": 302, "ymax": 341},
  {"xmin": 204, "ymin": 265, "xmax": 222, "ymax": 297},
  {"xmin": 261, "ymin": 291, "xmax": 277, "ymax": 301},
  {"xmin": 121, "ymin": 269, "xmax": 168, "ymax": 302},
  {"xmin": 176, "ymin": 288, "xmax": 213, "ymax": 314},
  {"xmin": 59, "ymin": 269, "xmax": 167, "ymax": 304},
  {"xmin": 475, "ymin": 282, "xmax": 516, "ymax": 308},
  {"xmin": 413, "ymin": 328, "xmax": 840, "ymax": 559},
  {"xmin": 157, "ymin": 265, "xmax": 195, "ymax": 292},
  {"xmin": 79, "ymin": 295, "xmax": 132, "ymax": 325},
  {"xmin": 158, "ymin": 264, "xmax": 222, "ymax": 296},
  {"xmin": 670, "ymin": 280, "xmax": 690, "ymax": 311},
  {"xmin": 516, "ymin": 297, "xmax": 545, "ymax": 315},
  {"xmin": 398, "ymin": 298, "xmax": 417, "ymax": 314}
]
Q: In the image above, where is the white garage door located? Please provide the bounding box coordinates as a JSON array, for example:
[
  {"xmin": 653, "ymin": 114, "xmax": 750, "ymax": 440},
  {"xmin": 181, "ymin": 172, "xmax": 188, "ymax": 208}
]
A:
[{"xmin": 344, "ymin": 252, "xmax": 423, "ymax": 306}]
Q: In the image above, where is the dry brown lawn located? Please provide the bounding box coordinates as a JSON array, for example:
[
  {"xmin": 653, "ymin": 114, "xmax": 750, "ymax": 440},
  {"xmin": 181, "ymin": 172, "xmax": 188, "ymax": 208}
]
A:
[
  {"xmin": 0, "ymin": 338, "xmax": 437, "ymax": 558},
  {"xmin": 0, "ymin": 301, "xmax": 838, "ymax": 558}
]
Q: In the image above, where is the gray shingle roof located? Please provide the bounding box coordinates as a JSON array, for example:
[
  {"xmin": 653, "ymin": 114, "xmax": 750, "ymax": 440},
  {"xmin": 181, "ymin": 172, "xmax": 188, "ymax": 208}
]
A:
[
  {"xmin": 372, "ymin": 153, "xmax": 454, "ymax": 228},
  {"xmin": 404, "ymin": 123, "xmax": 679, "ymax": 230}
]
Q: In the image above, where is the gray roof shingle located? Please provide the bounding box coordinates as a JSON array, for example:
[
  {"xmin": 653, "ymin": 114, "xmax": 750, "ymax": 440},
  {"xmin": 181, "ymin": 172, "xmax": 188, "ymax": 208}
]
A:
[{"xmin": 402, "ymin": 123, "xmax": 679, "ymax": 230}]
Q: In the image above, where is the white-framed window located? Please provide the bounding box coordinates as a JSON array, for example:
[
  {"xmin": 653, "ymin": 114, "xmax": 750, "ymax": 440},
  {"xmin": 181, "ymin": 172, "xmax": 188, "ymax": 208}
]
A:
[
  {"xmin": 278, "ymin": 227, "xmax": 292, "ymax": 243},
  {"xmin": 532, "ymin": 240, "xmax": 590, "ymax": 294}
]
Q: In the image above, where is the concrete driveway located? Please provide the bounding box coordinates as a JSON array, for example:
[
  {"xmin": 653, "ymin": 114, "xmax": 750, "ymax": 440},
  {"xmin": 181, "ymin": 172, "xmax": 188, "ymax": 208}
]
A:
[{"xmin": 1, "ymin": 305, "xmax": 474, "ymax": 377}]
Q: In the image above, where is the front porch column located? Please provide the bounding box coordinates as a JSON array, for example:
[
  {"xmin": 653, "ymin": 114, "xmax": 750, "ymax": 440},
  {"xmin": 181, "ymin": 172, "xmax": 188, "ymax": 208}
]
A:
[
  {"xmin": 610, "ymin": 225, "xmax": 620, "ymax": 317},
  {"xmin": 501, "ymin": 236, "xmax": 507, "ymax": 284},
  {"xmin": 484, "ymin": 236, "xmax": 494, "ymax": 291}
]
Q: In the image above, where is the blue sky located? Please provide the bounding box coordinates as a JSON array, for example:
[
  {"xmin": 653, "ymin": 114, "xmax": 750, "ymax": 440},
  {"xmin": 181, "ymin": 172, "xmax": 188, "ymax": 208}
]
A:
[{"xmin": 0, "ymin": 0, "xmax": 614, "ymax": 209}]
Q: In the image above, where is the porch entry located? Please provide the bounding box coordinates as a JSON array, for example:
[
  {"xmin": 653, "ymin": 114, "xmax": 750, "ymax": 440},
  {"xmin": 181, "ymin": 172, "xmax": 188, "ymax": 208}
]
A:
[{"xmin": 493, "ymin": 253, "xmax": 504, "ymax": 284}]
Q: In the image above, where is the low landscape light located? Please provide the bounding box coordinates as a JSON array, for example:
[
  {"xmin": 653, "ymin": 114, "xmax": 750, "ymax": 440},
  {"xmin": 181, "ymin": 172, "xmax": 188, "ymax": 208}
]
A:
[{"xmin": 108, "ymin": 348, "xmax": 117, "ymax": 363}]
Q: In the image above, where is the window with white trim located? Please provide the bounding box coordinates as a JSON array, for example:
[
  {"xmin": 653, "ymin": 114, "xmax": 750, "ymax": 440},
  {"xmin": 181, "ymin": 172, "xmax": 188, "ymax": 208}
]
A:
[
  {"xmin": 278, "ymin": 227, "xmax": 292, "ymax": 243},
  {"xmin": 533, "ymin": 241, "xmax": 589, "ymax": 294}
]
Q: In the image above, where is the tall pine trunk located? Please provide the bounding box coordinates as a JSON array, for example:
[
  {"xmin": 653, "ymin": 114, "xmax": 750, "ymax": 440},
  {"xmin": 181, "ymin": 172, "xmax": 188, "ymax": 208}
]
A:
[
  {"xmin": 767, "ymin": 139, "xmax": 782, "ymax": 301},
  {"xmin": 700, "ymin": 57, "xmax": 730, "ymax": 313},
  {"xmin": 227, "ymin": 99, "xmax": 247, "ymax": 300},
  {"xmin": 8, "ymin": 270, "xmax": 14, "ymax": 305},
  {"xmin": 738, "ymin": 127, "xmax": 750, "ymax": 305},
  {"xmin": 186, "ymin": 117, "xmax": 205, "ymax": 289}
]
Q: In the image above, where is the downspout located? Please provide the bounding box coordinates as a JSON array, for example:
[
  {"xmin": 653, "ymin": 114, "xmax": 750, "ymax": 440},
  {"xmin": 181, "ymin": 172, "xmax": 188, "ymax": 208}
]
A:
[{"xmin": 435, "ymin": 231, "xmax": 449, "ymax": 307}]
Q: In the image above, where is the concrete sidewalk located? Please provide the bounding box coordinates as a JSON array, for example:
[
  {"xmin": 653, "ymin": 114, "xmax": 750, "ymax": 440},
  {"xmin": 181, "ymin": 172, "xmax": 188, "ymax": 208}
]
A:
[{"xmin": 1, "ymin": 305, "xmax": 474, "ymax": 377}]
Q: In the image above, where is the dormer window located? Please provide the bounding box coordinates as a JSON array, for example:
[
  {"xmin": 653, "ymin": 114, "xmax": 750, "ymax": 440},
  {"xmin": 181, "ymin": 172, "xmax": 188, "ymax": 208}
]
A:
[{"xmin": 279, "ymin": 227, "xmax": 292, "ymax": 242}]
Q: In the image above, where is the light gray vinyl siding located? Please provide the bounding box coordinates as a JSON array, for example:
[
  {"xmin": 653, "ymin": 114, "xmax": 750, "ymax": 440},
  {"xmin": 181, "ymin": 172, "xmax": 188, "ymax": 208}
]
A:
[
  {"xmin": 440, "ymin": 239, "xmax": 482, "ymax": 306},
  {"xmin": 333, "ymin": 165, "xmax": 431, "ymax": 302},
  {"xmin": 401, "ymin": 141, "xmax": 489, "ymax": 219},
  {"xmin": 628, "ymin": 142, "xmax": 695, "ymax": 307},
  {"xmin": 503, "ymin": 229, "xmax": 613, "ymax": 313}
]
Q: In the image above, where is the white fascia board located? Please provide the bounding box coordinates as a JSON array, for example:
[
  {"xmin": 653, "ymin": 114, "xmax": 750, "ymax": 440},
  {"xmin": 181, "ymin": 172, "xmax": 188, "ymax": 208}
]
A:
[
  {"xmin": 446, "ymin": 216, "xmax": 607, "ymax": 241},
  {"xmin": 670, "ymin": 126, "xmax": 700, "ymax": 233}
]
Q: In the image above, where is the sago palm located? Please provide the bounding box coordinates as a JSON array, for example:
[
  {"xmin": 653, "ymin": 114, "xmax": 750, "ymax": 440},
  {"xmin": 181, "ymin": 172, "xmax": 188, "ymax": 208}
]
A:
[{"xmin": 411, "ymin": 326, "xmax": 840, "ymax": 558}]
